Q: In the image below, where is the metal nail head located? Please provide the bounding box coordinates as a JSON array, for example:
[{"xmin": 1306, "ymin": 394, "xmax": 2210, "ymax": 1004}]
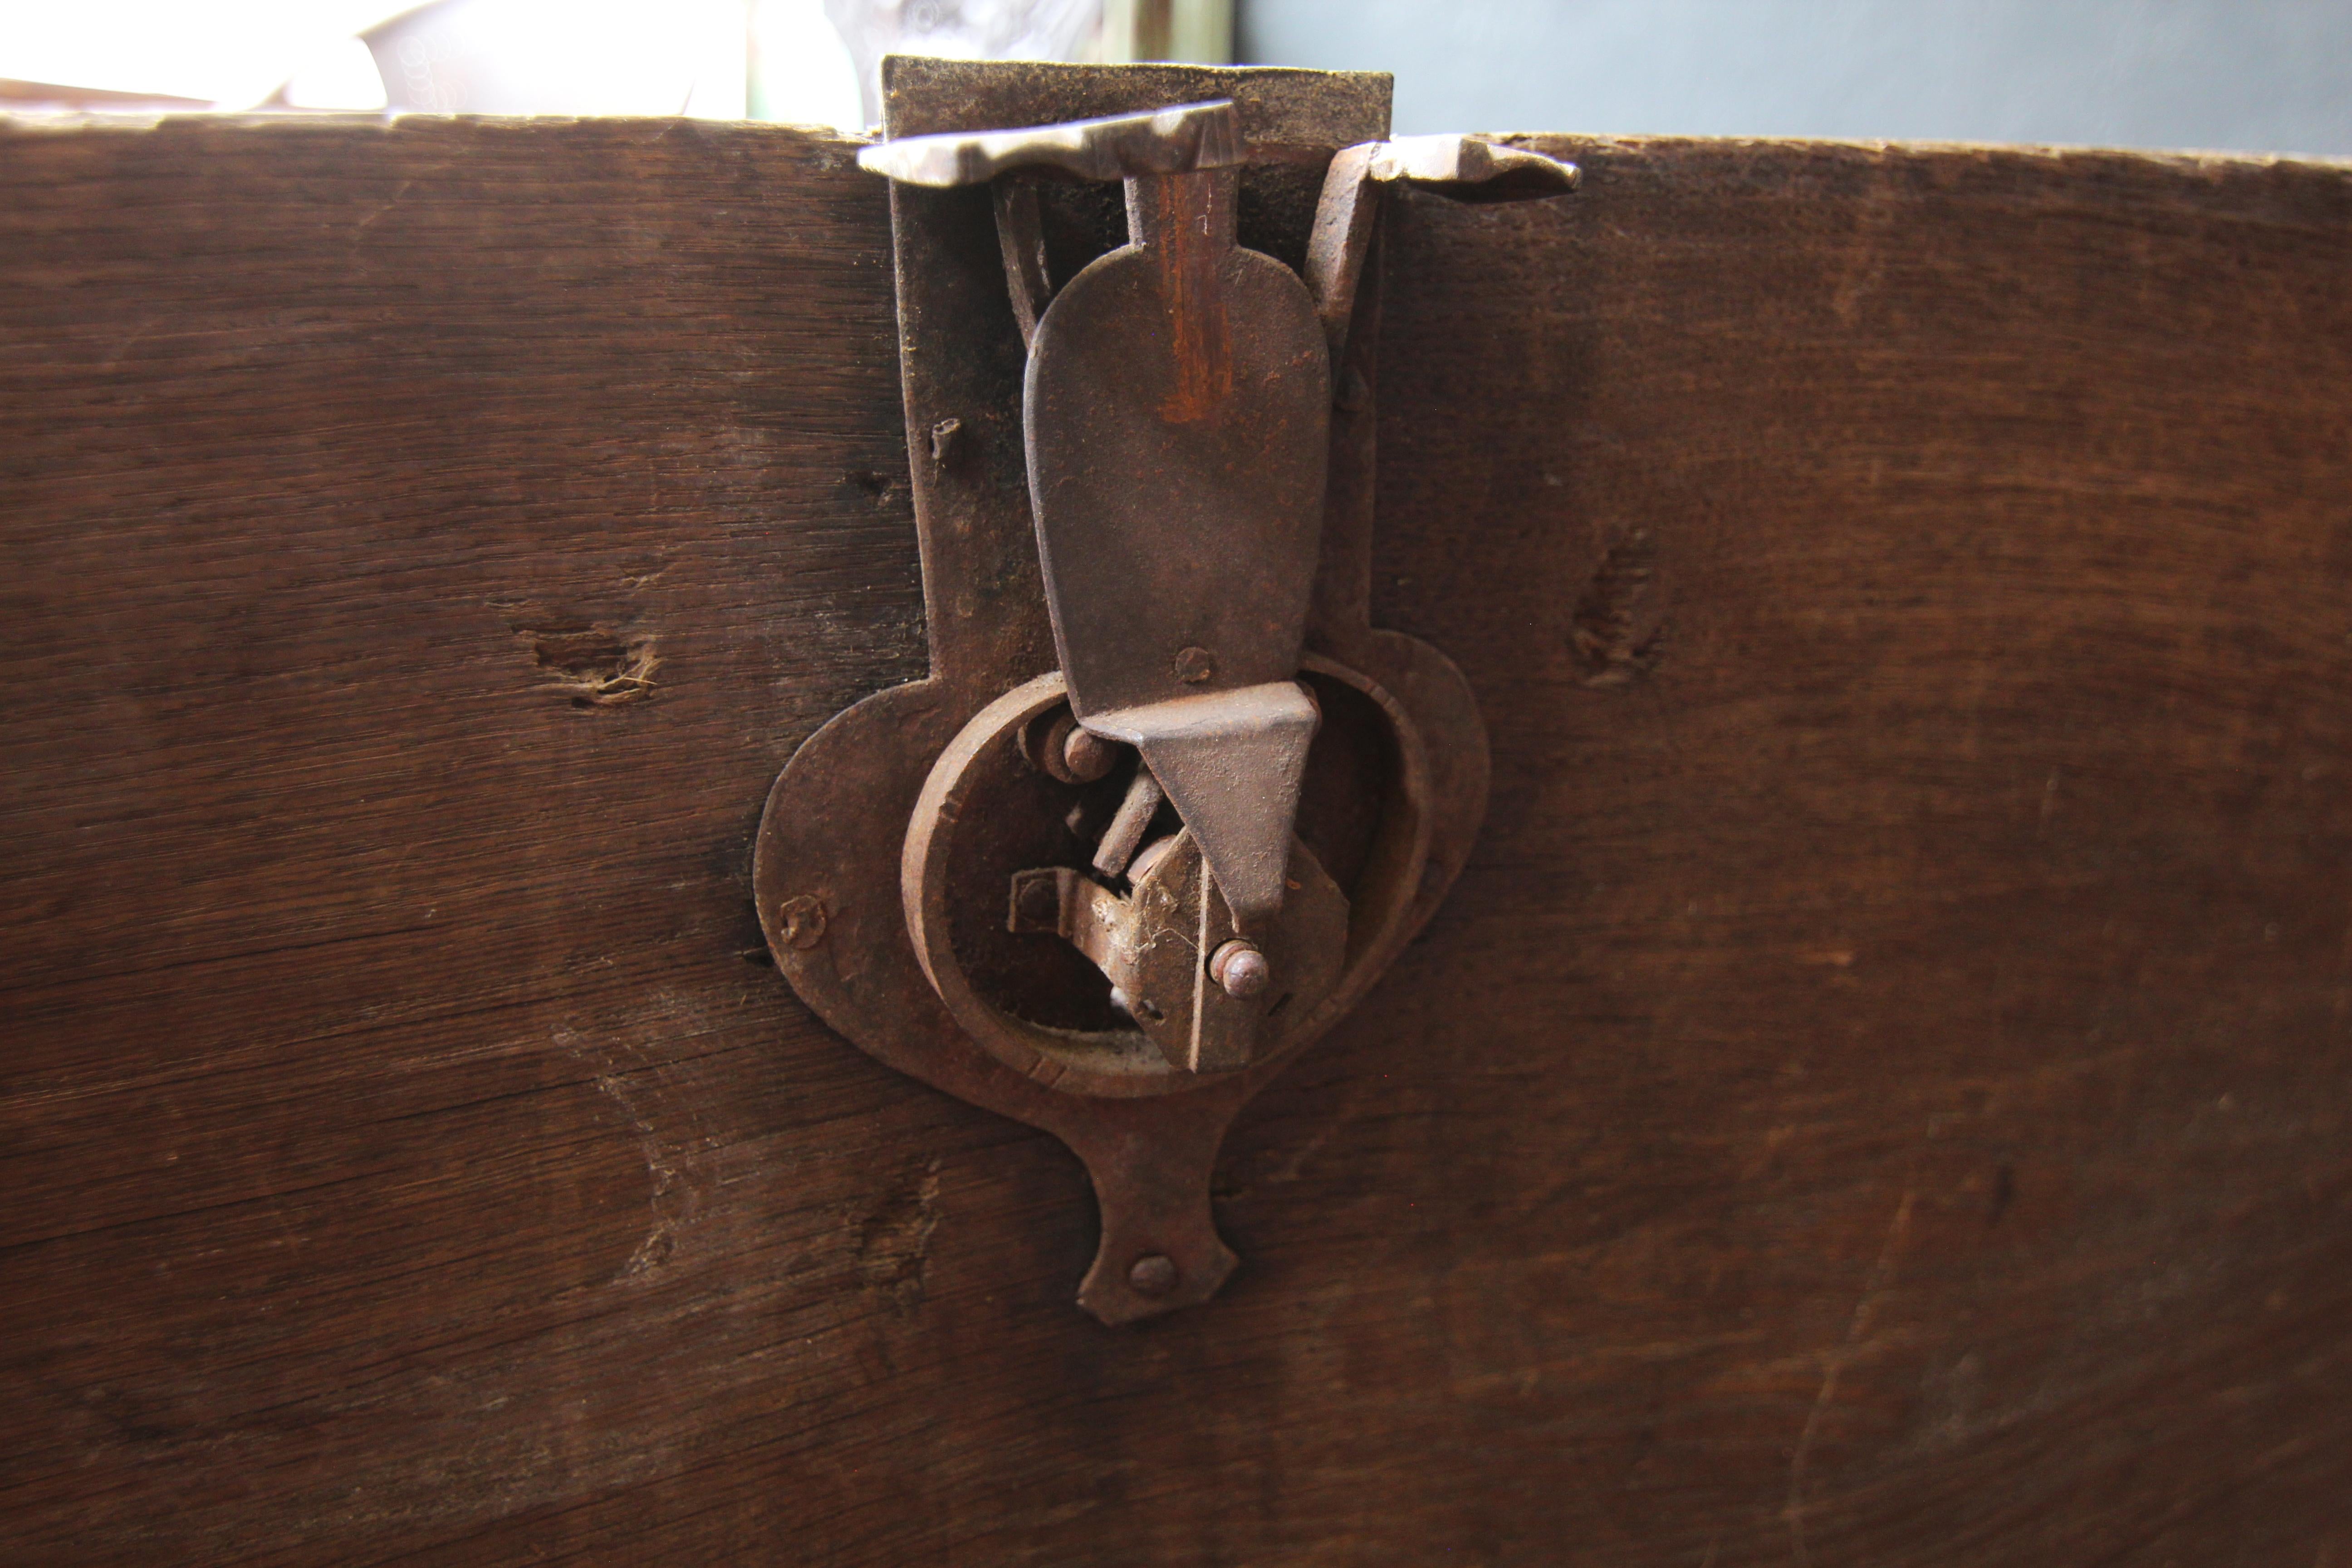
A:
[
  {"xmin": 1209, "ymin": 938, "xmax": 1270, "ymax": 999},
  {"xmin": 1128, "ymin": 1254, "xmax": 1179, "ymax": 1297},
  {"xmin": 779, "ymin": 895, "xmax": 829, "ymax": 950}
]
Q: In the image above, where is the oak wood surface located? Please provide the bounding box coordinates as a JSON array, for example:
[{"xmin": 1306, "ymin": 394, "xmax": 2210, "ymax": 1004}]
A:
[{"xmin": 2, "ymin": 114, "xmax": 2349, "ymax": 1565}]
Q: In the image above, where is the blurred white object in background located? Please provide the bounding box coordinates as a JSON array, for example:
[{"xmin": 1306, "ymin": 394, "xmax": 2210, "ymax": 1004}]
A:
[
  {"xmin": 279, "ymin": 37, "xmax": 392, "ymax": 110},
  {"xmin": 0, "ymin": 0, "xmax": 411, "ymax": 108},
  {"xmin": 750, "ymin": 0, "xmax": 1231, "ymax": 132},
  {"xmin": 750, "ymin": 0, "xmax": 867, "ymax": 129},
  {"xmin": 0, "ymin": 0, "xmax": 1226, "ymax": 125},
  {"xmin": 364, "ymin": 0, "xmax": 746, "ymax": 116},
  {"xmin": 819, "ymin": 0, "xmax": 1101, "ymax": 127}
]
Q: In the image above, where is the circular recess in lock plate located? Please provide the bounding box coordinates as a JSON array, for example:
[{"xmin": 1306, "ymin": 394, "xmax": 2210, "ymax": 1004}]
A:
[{"xmin": 901, "ymin": 656, "xmax": 1433, "ymax": 1098}]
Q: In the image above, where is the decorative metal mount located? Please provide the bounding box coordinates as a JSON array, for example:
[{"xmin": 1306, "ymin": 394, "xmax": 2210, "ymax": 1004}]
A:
[{"xmin": 755, "ymin": 57, "xmax": 1576, "ymax": 1324}]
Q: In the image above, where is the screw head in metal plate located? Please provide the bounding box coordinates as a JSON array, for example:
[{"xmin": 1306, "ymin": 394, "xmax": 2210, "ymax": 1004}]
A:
[
  {"xmin": 1127, "ymin": 1253, "xmax": 1180, "ymax": 1297},
  {"xmin": 778, "ymin": 894, "xmax": 828, "ymax": 950}
]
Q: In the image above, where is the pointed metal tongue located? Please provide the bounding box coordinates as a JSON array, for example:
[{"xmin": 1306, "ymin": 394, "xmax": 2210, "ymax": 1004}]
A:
[
  {"xmin": 1014, "ymin": 127, "xmax": 1332, "ymax": 931},
  {"xmin": 1082, "ymin": 683, "xmax": 1319, "ymax": 930}
]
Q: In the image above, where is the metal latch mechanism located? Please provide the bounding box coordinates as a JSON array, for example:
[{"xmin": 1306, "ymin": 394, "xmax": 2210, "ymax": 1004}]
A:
[{"xmin": 756, "ymin": 59, "xmax": 1575, "ymax": 1323}]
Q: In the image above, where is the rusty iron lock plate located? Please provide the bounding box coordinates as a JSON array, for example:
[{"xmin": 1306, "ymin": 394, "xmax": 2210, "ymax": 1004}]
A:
[{"xmin": 754, "ymin": 57, "xmax": 1574, "ymax": 1324}]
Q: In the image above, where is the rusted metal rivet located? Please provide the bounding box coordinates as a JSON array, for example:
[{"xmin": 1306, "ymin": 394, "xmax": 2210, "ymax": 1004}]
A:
[
  {"xmin": 779, "ymin": 894, "xmax": 828, "ymax": 951},
  {"xmin": 1008, "ymin": 868, "xmax": 1063, "ymax": 934},
  {"xmin": 1128, "ymin": 1254, "xmax": 1179, "ymax": 1297},
  {"xmin": 1175, "ymin": 646, "xmax": 1215, "ymax": 684},
  {"xmin": 1026, "ymin": 708, "xmax": 1122, "ymax": 785},
  {"xmin": 1062, "ymin": 725, "xmax": 1117, "ymax": 782},
  {"xmin": 929, "ymin": 416, "xmax": 963, "ymax": 464},
  {"xmin": 1209, "ymin": 938, "xmax": 1269, "ymax": 999}
]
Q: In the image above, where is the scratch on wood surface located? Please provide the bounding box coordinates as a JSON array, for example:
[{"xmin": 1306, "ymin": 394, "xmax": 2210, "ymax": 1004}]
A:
[
  {"xmin": 1258, "ymin": 1086, "xmax": 1365, "ymax": 1187},
  {"xmin": 1740, "ymin": 1123, "xmax": 1797, "ymax": 1183},
  {"xmin": 98, "ymin": 315, "xmax": 166, "ymax": 370},
  {"xmin": 1828, "ymin": 151, "xmax": 1898, "ymax": 329},
  {"xmin": 852, "ymin": 1157, "xmax": 943, "ymax": 1314},
  {"xmin": 596, "ymin": 1073, "xmax": 683, "ymax": 1278},
  {"xmin": 350, "ymin": 178, "xmax": 416, "ymax": 243},
  {"xmin": 1786, "ymin": 1185, "xmax": 1916, "ymax": 1567}
]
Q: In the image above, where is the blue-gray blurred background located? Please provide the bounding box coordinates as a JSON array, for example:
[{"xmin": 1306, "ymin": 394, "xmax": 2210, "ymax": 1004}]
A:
[{"xmin": 1239, "ymin": 0, "xmax": 2352, "ymax": 153}]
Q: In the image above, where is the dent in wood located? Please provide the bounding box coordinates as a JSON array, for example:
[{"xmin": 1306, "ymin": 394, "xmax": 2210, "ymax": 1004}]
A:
[
  {"xmin": 517, "ymin": 625, "xmax": 662, "ymax": 707},
  {"xmin": 1569, "ymin": 527, "xmax": 1665, "ymax": 687}
]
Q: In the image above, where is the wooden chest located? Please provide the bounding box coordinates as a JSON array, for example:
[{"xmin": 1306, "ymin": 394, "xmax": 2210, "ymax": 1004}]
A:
[{"xmin": 4, "ymin": 81, "xmax": 2349, "ymax": 1563}]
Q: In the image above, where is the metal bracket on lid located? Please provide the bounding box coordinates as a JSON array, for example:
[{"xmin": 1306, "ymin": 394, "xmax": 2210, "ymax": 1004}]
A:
[{"xmin": 755, "ymin": 58, "xmax": 1575, "ymax": 1324}]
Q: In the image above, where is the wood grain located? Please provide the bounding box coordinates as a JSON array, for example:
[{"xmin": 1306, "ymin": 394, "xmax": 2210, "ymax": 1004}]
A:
[{"xmin": 3, "ymin": 114, "xmax": 2349, "ymax": 1564}]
